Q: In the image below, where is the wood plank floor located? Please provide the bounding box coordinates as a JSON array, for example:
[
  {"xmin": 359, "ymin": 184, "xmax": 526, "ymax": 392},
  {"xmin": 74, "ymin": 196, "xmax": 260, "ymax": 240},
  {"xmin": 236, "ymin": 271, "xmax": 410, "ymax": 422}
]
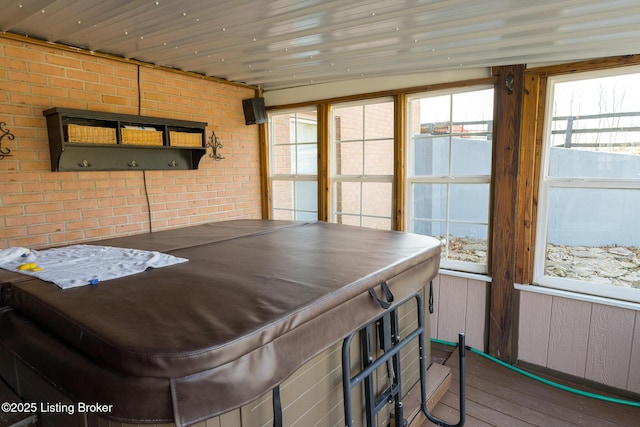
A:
[{"xmin": 417, "ymin": 344, "xmax": 640, "ymax": 427}]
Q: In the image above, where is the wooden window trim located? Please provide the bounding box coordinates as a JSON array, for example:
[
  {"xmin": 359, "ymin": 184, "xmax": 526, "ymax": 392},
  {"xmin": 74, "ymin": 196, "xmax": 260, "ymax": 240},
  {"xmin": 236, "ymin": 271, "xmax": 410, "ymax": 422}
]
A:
[{"xmin": 515, "ymin": 54, "xmax": 640, "ymax": 284}]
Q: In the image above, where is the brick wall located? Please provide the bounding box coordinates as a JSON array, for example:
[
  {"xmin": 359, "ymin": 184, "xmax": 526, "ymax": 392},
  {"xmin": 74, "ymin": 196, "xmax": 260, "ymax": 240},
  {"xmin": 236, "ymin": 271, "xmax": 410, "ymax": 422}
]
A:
[
  {"xmin": 334, "ymin": 102, "xmax": 394, "ymax": 229},
  {"xmin": 0, "ymin": 37, "xmax": 261, "ymax": 249}
]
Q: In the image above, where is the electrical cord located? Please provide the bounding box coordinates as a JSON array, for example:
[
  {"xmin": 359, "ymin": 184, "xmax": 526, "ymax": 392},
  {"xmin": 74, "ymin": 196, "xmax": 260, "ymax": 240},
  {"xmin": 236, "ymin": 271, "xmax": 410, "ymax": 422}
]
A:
[
  {"xmin": 430, "ymin": 338, "xmax": 640, "ymax": 408},
  {"xmin": 142, "ymin": 170, "xmax": 152, "ymax": 233}
]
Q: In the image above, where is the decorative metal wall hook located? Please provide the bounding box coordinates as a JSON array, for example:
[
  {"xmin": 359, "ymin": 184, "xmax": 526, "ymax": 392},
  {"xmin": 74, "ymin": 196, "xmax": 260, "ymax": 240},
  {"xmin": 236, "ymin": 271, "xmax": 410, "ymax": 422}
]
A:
[
  {"xmin": 206, "ymin": 130, "xmax": 225, "ymax": 161},
  {"xmin": 505, "ymin": 73, "xmax": 515, "ymax": 94},
  {"xmin": 0, "ymin": 122, "xmax": 15, "ymax": 160}
]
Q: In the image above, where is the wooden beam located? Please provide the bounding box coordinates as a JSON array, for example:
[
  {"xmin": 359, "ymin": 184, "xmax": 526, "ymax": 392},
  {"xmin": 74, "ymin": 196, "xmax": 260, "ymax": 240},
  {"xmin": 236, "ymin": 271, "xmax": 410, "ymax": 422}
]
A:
[
  {"xmin": 258, "ymin": 121, "xmax": 271, "ymax": 220},
  {"xmin": 318, "ymin": 103, "xmax": 331, "ymax": 222},
  {"xmin": 257, "ymin": 86, "xmax": 271, "ymax": 219},
  {"xmin": 394, "ymin": 93, "xmax": 406, "ymax": 231},
  {"xmin": 488, "ymin": 64, "xmax": 525, "ymax": 363}
]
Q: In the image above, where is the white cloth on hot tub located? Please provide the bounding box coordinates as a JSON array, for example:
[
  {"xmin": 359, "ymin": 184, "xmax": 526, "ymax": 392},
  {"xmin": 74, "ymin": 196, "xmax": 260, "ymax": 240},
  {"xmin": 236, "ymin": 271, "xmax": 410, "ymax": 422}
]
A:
[{"xmin": 0, "ymin": 244, "xmax": 187, "ymax": 289}]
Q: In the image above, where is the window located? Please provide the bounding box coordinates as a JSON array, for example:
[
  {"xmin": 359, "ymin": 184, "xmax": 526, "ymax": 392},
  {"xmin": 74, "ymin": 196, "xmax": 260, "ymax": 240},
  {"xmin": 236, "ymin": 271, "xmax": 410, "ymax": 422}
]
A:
[
  {"xmin": 406, "ymin": 88, "xmax": 494, "ymax": 274},
  {"xmin": 535, "ymin": 67, "xmax": 640, "ymax": 302},
  {"xmin": 269, "ymin": 109, "xmax": 318, "ymax": 221},
  {"xmin": 331, "ymin": 99, "xmax": 394, "ymax": 230}
]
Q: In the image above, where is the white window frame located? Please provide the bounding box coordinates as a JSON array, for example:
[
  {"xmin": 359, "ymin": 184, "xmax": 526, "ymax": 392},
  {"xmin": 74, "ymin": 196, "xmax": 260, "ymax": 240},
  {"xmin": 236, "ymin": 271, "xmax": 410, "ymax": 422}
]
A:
[
  {"xmin": 405, "ymin": 86, "xmax": 494, "ymax": 275},
  {"xmin": 268, "ymin": 108, "xmax": 318, "ymax": 221},
  {"xmin": 330, "ymin": 97, "xmax": 394, "ymax": 229},
  {"xmin": 534, "ymin": 67, "xmax": 640, "ymax": 303}
]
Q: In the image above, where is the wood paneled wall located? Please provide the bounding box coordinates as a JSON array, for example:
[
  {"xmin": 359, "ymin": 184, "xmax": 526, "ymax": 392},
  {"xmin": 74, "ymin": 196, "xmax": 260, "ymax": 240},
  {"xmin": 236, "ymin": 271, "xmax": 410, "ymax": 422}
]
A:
[
  {"xmin": 430, "ymin": 273, "xmax": 489, "ymax": 352},
  {"xmin": 432, "ymin": 274, "xmax": 640, "ymax": 396},
  {"xmin": 518, "ymin": 290, "xmax": 640, "ymax": 394},
  {"xmin": 512, "ymin": 55, "xmax": 640, "ymax": 394}
]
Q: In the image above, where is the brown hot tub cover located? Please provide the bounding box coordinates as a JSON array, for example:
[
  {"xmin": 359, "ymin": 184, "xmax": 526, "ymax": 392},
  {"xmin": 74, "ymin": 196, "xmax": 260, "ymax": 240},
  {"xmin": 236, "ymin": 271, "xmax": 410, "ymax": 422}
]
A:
[{"xmin": 0, "ymin": 220, "xmax": 440, "ymax": 426}]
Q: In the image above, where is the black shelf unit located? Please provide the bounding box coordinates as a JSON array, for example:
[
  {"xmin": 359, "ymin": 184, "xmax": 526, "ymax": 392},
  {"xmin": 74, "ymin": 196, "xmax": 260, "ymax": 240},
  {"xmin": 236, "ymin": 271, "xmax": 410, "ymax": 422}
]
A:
[{"xmin": 43, "ymin": 108, "xmax": 207, "ymax": 171}]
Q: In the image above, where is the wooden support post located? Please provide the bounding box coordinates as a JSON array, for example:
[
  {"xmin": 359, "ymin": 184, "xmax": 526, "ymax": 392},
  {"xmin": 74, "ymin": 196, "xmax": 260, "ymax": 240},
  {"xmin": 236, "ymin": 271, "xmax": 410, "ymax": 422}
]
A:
[
  {"xmin": 258, "ymin": 120, "xmax": 271, "ymax": 219},
  {"xmin": 318, "ymin": 103, "xmax": 331, "ymax": 222},
  {"xmin": 489, "ymin": 65, "xmax": 525, "ymax": 363},
  {"xmin": 394, "ymin": 93, "xmax": 406, "ymax": 231},
  {"xmin": 257, "ymin": 88, "xmax": 272, "ymax": 220}
]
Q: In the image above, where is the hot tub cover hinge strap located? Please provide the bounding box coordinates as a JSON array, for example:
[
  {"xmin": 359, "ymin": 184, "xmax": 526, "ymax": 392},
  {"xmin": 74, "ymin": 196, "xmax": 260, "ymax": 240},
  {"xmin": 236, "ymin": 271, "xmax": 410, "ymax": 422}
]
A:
[
  {"xmin": 272, "ymin": 385, "xmax": 282, "ymax": 427},
  {"xmin": 368, "ymin": 282, "xmax": 394, "ymax": 309}
]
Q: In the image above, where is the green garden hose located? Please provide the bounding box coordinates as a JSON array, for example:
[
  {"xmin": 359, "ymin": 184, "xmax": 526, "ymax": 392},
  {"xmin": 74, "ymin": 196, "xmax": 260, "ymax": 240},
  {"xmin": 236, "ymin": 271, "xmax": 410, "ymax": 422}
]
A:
[{"xmin": 430, "ymin": 338, "xmax": 640, "ymax": 408}]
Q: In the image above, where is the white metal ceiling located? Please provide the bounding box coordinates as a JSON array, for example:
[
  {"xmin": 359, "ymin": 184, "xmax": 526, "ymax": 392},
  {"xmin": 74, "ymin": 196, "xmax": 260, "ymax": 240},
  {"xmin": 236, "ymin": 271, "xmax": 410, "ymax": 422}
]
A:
[{"xmin": 2, "ymin": 0, "xmax": 639, "ymax": 91}]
